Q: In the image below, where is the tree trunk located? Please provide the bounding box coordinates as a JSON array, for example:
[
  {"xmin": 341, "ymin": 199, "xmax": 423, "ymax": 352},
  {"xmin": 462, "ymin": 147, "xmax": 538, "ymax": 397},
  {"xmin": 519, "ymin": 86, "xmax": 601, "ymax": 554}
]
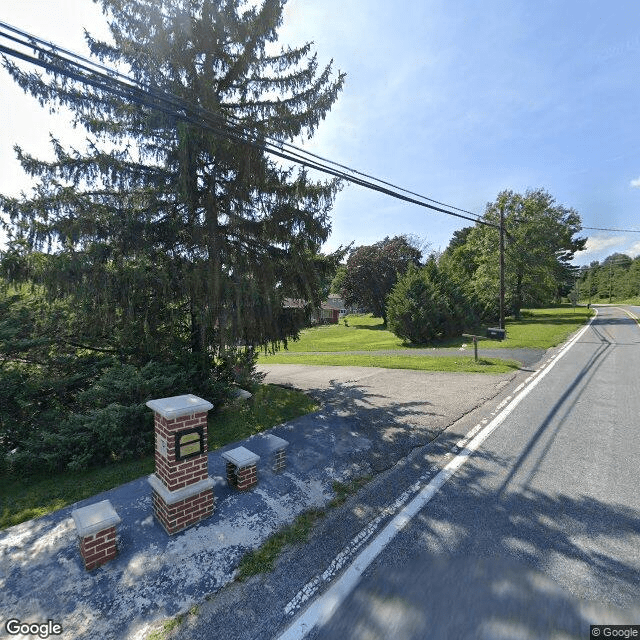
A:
[{"xmin": 514, "ymin": 273, "xmax": 523, "ymax": 320}]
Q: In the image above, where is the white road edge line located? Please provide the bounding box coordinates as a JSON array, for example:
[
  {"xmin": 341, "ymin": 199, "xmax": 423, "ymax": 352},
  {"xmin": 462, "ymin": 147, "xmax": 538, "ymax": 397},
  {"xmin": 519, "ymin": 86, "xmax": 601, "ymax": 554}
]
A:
[
  {"xmin": 276, "ymin": 311, "xmax": 598, "ymax": 640},
  {"xmin": 613, "ymin": 306, "xmax": 639, "ymax": 323}
]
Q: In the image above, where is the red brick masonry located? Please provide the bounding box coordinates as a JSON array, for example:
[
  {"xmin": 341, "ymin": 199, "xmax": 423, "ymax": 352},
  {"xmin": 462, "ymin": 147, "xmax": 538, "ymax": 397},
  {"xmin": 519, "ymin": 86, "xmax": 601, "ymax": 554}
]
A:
[
  {"xmin": 226, "ymin": 461, "xmax": 258, "ymax": 491},
  {"xmin": 154, "ymin": 412, "xmax": 209, "ymax": 491},
  {"xmin": 72, "ymin": 500, "xmax": 121, "ymax": 571},
  {"xmin": 146, "ymin": 395, "xmax": 216, "ymax": 535},
  {"xmin": 152, "ymin": 487, "xmax": 215, "ymax": 535},
  {"xmin": 79, "ymin": 526, "xmax": 118, "ymax": 571}
]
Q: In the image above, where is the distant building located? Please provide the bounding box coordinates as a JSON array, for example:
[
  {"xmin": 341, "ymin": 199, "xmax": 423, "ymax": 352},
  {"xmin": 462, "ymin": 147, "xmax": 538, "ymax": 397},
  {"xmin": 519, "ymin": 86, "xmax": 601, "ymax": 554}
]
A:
[
  {"xmin": 328, "ymin": 294, "xmax": 362, "ymax": 316},
  {"xmin": 316, "ymin": 300, "xmax": 340, "ymax": 324},
  {"xmin": 282, "ymin": 298, "xmax": 341, "ymax": 324}
]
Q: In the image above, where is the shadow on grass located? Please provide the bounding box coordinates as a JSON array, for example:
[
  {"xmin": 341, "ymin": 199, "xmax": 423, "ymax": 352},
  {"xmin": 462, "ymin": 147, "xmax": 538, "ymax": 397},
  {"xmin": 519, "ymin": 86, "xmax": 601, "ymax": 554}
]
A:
[{"xmin": 348, "ymin": 319, "xmax": 390, "ymax": 331}]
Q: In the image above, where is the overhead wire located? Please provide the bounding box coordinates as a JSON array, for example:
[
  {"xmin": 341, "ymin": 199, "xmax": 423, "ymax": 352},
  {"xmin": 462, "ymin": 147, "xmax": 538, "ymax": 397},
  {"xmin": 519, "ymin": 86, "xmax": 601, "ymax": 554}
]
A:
[
  {"xmin": 2, "ymin": 22, "xmax": 638, "ymax": 237},
  {"xmin": 581, "ymin": 226, "xmax": 640, "ymax": 233},
  {"xmin": 1, "ymin": 22, "xmax": 485, "ymax": 220},
  {"xmin": 0, "ymin": 20, "xmax": 495, "ymax": 228}
]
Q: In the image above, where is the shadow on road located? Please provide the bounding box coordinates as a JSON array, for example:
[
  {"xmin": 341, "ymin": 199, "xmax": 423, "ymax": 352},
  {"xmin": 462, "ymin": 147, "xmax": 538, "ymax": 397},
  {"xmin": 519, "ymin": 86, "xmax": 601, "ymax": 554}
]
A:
[
  {"xmin": 296, "ymin": 378, "xmax": 455, "ymax": 474},
  {"xmin": 315, "ymin": 429, "xmax": 640, "ymax": 639}
]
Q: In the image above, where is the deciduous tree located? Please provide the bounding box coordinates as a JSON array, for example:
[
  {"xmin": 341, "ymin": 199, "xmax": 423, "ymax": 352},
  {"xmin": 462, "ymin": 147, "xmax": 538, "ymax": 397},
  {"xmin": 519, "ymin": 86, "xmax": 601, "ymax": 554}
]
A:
[
  {"xmin": 340, "ymin": 235, "xmax": 422, "ymax": 323},
  {"xmin": 461, "ymin": 189, "xmax": 585, "ymax": 320}
]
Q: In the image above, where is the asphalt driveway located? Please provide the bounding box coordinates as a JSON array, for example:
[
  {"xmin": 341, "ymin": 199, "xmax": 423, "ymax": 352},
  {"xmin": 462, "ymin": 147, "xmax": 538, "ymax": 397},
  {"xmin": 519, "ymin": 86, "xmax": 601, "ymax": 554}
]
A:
[
  {"xmin": 257, "ymin": 364, "xmax": 517, "ymax": 473},
  {"xmin": 2, "ymin": 365, "xmax": 523, "ymax": 639}
]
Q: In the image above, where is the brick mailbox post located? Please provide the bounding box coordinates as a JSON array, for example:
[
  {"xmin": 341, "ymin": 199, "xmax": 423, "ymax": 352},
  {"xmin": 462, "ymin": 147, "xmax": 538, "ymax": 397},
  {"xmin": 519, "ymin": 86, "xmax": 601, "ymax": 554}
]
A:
[{"xmin": 146, "ymin": 394, "xmax": 215, "ymax": 535}]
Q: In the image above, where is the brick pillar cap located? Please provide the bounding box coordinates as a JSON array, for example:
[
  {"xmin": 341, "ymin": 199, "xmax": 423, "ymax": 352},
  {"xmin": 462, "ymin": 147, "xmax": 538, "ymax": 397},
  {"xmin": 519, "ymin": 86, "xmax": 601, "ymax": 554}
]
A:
[
  {"xmin": 146, "ymin": 394, "xmax": 213, "ymax": 419},
  {"xmin": 221, "ymin": 446, "xmax": 260, "ymax": 466},
  {"xmin": 265, "ymin": 434, "xmax": 290, "ymax": 451},
  {"xmin": 148, "ymin": 474, "xmax": 214, "ymax": 505},
  {"xmin": 72, "ymin": 500, "xmax": 121, "ymax": 537}
]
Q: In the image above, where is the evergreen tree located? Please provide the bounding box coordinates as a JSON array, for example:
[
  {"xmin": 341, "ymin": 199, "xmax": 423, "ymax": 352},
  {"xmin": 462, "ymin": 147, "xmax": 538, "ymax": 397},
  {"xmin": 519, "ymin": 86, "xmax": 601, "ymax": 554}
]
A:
[
  {"xmin": 387, "ymin": 259, "xmax": 478, "ymax": 344},
  {"xmin": 0, "ymin": 0, "xmax": 345, "ymax": 375}
]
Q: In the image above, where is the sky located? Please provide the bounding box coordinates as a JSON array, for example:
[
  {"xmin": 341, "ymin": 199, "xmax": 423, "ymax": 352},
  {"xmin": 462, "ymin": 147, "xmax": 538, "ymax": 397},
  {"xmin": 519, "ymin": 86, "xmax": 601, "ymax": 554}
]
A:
[{"xmin": 1, "ymin": 0, "xmax": 639, "ymax": 265}]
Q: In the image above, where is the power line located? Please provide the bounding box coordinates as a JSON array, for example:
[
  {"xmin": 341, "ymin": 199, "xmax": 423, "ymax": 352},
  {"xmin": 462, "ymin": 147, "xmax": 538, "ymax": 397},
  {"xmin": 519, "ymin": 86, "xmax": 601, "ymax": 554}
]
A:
[
  {"xmin": 0, "ymin": 21, "xmax": 496, "ymax": 229},
  {"xmin": 8, "ymin": 23, "xmax": 637, "ymax": 238},
  {"xmin": 581, "ymin": 226, "xmax": 640, "ymax": 233}
]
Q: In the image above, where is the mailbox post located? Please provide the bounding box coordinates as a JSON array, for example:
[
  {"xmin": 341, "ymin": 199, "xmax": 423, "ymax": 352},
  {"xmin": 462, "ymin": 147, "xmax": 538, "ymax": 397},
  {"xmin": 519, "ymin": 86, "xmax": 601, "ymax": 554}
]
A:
[
  {"xmin": 463, "ymin": 327, "xmax": 506, "ymax": 362},
  {"xmin": 146, "ymin": 394, "xmax": 215, "ymax": 535}
]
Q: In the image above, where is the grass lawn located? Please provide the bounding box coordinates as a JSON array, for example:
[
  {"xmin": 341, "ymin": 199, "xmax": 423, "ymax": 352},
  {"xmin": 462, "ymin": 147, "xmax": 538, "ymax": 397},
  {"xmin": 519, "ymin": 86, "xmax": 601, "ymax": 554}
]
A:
[
  {"xmin": 607, "ymin": 297, "xmax": 640, "ymax": 306},
  {"xmin": 259, "ymin": 306, "xmax": 594, "ymax": 366},
  {"xmin": 482, "ymin": 306, "xmax": 594, "ymax": 349},
  {"xmin": 260, "ymin": 353, "xmax": 520, "ymax": 373},
  {"xmin": 280, "ymin": 314, "xmax": 405, "ymax": 351},
  {"xmin": 0, "ymin": 385, "xmax": 317, "ymax": 531}
]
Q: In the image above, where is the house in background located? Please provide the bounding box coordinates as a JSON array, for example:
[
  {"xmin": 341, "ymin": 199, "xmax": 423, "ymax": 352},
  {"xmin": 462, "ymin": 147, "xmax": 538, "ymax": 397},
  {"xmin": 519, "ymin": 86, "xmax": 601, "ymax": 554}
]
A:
[
  {"xmin": 314, "ymin": 300, "xmax": 340, "ymax": 324},
  {"xmin": 282, "ymin": 298, "xmax": 341, "ymax": 325},
  {"xmin": 328, "ymin": 294, "xmax": 363, "ymax": 316}
]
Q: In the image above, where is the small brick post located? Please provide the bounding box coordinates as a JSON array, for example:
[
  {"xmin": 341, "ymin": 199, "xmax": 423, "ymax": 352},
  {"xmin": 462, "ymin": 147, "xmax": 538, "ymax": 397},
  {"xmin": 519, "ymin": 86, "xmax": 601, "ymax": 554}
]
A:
[
  {"xmin": 71, "ymin": 500, "xmax": 121, "ymax": 570},
  {"xmin": 146, "ymin": 394, "xmax": 215, "ymax": 535},
  {"xmin": 222, "ymin": 446, "xmax": 260, "ymax": 491},
  {"xmin": 266, "ymin": 434, "xmax": 289, "ymax": 473}
]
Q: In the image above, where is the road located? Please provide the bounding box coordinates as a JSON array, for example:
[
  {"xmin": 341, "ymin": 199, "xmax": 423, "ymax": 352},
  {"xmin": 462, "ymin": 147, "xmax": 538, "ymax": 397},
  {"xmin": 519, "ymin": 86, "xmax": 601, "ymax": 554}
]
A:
[
  {"xmin": 301, "ymin": 305, "xmax": 640, "ymax": 639},
  {"xmin": 169, "ymin": 306, "xmax": 640, "ymax": 640}
]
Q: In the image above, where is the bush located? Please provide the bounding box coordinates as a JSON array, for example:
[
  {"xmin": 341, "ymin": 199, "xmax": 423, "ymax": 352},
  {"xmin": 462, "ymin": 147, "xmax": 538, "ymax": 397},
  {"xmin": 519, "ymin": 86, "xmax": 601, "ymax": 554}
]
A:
[
  {"xmin": 2, "ymin": 358, "xmax": 236, "ymax": 474},
  {"xmin": 218, "ymin": 347, "xmax": 265, "ymax": 391},
  {"xmin": 387, "ymin": 262, "xmax": 478, "ymax": 344}
]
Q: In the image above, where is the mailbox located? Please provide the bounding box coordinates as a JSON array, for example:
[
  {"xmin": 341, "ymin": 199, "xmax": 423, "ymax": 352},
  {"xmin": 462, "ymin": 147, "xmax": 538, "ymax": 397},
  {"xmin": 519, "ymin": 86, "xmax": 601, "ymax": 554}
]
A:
[
  {"xmin": 174, "ymin": 427, "xmax": 204, "ymax": 461},
  {"xmin": 486, "ymin": 327, "xmax": 506, "ymax": 341}
]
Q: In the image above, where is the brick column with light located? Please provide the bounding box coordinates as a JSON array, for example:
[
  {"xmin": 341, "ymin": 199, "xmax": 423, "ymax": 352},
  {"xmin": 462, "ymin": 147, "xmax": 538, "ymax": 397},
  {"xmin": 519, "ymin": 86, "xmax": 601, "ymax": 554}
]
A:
[{"xmin": 146, "ymin": 394, "xmax": 215, "ymax": 535}]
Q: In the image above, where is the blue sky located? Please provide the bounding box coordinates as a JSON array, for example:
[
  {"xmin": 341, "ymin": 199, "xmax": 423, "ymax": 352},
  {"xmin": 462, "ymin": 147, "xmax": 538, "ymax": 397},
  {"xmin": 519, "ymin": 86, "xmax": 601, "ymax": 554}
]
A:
[{"xmin": 1, "ymin": 0, "xmax": 639, "ymax": 264}]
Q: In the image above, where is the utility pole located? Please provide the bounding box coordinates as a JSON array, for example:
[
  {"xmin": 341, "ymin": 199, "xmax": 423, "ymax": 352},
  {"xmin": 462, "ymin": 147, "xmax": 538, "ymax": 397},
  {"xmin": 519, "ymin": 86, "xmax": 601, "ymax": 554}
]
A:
[
  {"xmin": 609, "ymin": 261, "xmax": 613, "ymax": 303},
  {"xmin": 499, "ymin": 204, "xmax": 505, "ymax": 330}
]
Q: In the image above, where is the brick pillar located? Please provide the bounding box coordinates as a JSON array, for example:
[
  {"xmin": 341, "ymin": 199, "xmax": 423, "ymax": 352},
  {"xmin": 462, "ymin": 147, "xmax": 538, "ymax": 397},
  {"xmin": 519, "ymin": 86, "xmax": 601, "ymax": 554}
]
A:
[
  {"xmin": 266, "ymin": 434, "xmax": 289, "ymax": 473},
  {"xmin": 222, "ymin": 446, "xmax": 260, "ymax": 491},
  {"xmin": 235, "ymin": 463, "xmax": 258, "ymax": 490},
  {"xmin": 72, "ymin": 500, "xmax": 121, "ymax": 570},
  {"xmin": 273, "ymin": 448, "xmax": 287, "ymax": 472},
  {"xmin": 146, "ymin": 394, "xmax": 215, "ymax": 535}
]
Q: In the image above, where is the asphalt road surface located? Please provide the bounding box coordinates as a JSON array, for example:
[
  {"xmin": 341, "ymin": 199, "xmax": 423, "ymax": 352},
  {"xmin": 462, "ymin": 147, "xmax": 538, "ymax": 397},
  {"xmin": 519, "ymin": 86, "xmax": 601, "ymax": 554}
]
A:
[
  {"xmin": 303, "ymin": 305, "xmax": 640, "ymax": 640},
  {"xmin": 169, "ymin": 306, "xmax": 639, "ymax": 640}
]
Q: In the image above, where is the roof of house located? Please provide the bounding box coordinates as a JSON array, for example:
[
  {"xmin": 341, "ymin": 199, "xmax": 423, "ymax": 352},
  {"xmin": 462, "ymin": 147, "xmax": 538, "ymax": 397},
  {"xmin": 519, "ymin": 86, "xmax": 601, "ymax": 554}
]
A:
[{"xmin": 282, "ymin": 298, "xmax": 340, "ymax": 311}]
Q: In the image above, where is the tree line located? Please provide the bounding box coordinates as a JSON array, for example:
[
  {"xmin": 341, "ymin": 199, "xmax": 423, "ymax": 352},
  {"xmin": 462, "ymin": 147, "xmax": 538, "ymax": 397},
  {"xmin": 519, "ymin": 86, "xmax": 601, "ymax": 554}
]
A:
[
  {"xmin": 334, "ymin": 188, "xmax": 586, "ymax": 343},
  {"xmin": 575, "ymin": 253, "xmax": 640, "ymax": 303}
]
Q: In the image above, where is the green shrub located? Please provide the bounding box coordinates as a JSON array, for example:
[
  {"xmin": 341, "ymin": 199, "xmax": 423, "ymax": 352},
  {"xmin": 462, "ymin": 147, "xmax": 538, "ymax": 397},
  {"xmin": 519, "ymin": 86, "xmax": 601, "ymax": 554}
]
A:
[
  {"xmin": 218, "ymin": 347, "xmax": 265, "ymax": 391},
  {"xmin": 3, "ymin": 358, "xmax": 236, "ymax": 474},
  {"xmin": 387, "ymin": 262, "xmax": 478, "ymax": 344}
]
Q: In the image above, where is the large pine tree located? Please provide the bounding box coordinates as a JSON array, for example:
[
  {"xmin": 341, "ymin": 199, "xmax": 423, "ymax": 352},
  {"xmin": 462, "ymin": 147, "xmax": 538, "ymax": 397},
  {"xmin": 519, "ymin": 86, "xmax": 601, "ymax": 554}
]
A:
[{"xmin": 1, "ymin": 0, "xmax": 344, "ymax": 372}]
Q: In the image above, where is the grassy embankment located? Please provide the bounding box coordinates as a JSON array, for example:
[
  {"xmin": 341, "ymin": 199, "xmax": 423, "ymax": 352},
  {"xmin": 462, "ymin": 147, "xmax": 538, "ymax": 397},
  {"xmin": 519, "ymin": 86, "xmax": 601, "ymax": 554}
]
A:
[
  {"xmin": 0, "ymin": 385, "xmax": 318, "ymax": 530},
  {"xmin": 582, "ymin": 297, "xmax": 640, "ymax": 306},
  {"xmin": 259, "ymin": 306, "xmax": 594, "ymax": 371}
]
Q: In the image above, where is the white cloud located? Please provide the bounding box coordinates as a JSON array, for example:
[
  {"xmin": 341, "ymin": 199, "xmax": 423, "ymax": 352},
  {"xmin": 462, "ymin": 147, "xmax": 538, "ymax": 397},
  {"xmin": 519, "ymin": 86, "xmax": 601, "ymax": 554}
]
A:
[
  {"xmin": 624, "ymin": 241, "xmax": 640, "ymax": 257},
  {"xmin": 577, "ymin": 235, "xmax": 625, "ymax": 257},
  {"xmin": 630, "ymin": 177, "xmax": 640, "ymax": 188}
]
